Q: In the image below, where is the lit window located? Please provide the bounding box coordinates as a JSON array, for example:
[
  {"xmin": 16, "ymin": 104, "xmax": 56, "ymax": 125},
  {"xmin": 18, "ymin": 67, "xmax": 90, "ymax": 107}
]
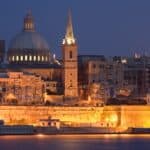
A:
[
  {"xmin": 34, "ymin": 56, "xmax": 36, "ymax": 61},
  {"xmin": 42, "ymin": 56, "xmax": 44, "ymax": 61},
  {"xmin": 20, "ymin": 56, "xmax": 23, "ymax": 61},
  {"xmin": 29, "ymin": 55, "xmax": 32, "ymax": 61},
  {"xmin": 16, "ymin": 56, "xmax": 19, "ymax": 61},
  {"xmin": 38, "ymin": 56, "xmax": 40, "ymax": 61},
  {"xmin": 25, "ymin": 55, "xmax": 28, "ymax": 61},
  {"xmin": 45, "ymin": 56, "xmax": 48, "ymax": 61},
  {"xmin": 12, "ymin": 56, "xmax": 15, "ymax": 61}
]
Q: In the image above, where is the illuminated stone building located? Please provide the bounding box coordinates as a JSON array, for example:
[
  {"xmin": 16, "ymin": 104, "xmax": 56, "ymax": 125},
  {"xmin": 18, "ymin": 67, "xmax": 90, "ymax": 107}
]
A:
[
  {"xmin": 0, "ymin": 11, "xmax": 126, "ymax": 104},
  {"xmin": 7, "ymin": 11, "xmax": 51, "ymax": 65},
  {"xmin": 0, "ymin": 10, "xmax": 79, "ymax": 104},
  {"xmin": 0, "ymin": 11, "xmax": 149, "ymax": 129},
  {"xmin": 62, "ymin": 11, "xmax": 78, "ymax": 98},
  {"xmin": 78, "ymin": 55, "xmax": 124, "ymax": 101},
  {"xmin": 124, "ymin": 55, "xmax": 150, "ymax": 97},
  {"xmin": 0, "ymin": 11, "xmax": 63, "ymax": 102},
  {"xmin": 0, "ymin": 72, "xmax": 45, "ymax": 104},
  {"xmin": 0, "ymin": 10, "xmax": 149, "ymax": 106}
]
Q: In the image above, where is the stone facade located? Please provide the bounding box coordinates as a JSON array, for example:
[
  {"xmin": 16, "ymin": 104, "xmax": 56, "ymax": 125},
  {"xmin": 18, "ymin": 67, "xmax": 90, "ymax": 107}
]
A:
[
  {"xmin": 78, "ymin": 55, "xmax": 124, "ymax": 100},
  {"xmin": 0, "ymin": 106, "xmax": 149, "ymax": 128},
  {"xmin": 0, "ymin": 72, "xmax": 45, "ymax": 104},
  {"xmin": 62, "ymin": 11, "xmax": 78, "ymax": 97},
  {"xmin": 62, "ymin": 44, "xmax": 78, "ymax": 97}
]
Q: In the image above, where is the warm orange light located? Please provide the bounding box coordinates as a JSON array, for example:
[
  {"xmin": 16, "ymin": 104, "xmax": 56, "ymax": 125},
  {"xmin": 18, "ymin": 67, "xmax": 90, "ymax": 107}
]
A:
[
  {"xmin": 110, "ymin": 114, "xmax": 118, "ymax": 123},
  {"xmin": 6, "ymin": 93, "xmax": 16, "ymax": 100},
  {"xmin": 36, "ymin": 134, "xmax": 45, "ymax": 138}
]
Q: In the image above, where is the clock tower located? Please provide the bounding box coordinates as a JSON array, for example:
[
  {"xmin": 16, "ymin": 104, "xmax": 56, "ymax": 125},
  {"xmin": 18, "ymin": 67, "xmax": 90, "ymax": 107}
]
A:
[{"xmin": 62, "ymin": 11, "xmax": 78, "ymax": 98}]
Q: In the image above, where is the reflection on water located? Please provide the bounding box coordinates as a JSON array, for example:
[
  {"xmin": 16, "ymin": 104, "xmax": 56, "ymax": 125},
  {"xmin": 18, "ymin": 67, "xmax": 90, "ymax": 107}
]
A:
[{"xmin": 0, "ymin": 134, "xmax": 150, "ymax": 150}]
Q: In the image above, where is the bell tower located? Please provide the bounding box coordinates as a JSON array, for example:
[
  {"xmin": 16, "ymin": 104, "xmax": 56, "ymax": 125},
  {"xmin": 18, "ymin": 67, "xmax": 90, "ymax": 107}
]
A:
[{"xmin": 62, "ymin": 10, "xmax": 78, "ymax": 98}]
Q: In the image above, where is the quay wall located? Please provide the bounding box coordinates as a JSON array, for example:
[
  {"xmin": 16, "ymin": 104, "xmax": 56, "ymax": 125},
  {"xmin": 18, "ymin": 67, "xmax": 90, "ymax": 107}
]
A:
[{"xmin": 0, "ymin": 106, "xmax": 149, "ymax": 128}]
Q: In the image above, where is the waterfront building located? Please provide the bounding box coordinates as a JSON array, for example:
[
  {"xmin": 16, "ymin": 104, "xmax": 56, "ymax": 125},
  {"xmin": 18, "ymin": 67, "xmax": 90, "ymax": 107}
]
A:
[
  {"xmin": 0, "ymin": 11, "xmax": 149, "ymax": 130},
  {"xmin": 78, "ymin": 55, "xmax": 125, "ymax": 102},
  {"xmin": 0, "ymin": 72, "xmax": 45, "ymax": 104},
  {"xmin": 0, "ymin": 10, "xmax": 149, "ymax": 106},
  {"xmin": 0, "ymin": 10, "xmax": 79, "ymax": 104},
  {"xmin": 124, "ymin": 55, "xmax": 150, "ymax": 97},
  {"xmin": 0, "ymin": 11, "xmax": 63, "ymax": 104}
]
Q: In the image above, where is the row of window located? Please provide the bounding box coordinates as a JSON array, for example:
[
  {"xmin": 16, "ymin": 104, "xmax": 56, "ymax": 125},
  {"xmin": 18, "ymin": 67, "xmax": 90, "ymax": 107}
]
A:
[
  {"xmin": 10, "ymin": 55, "xmax": 48, "ymax": 62},
  {"xmin": 25, "ymin": 23, "xmax": 34, "ymax": 29},
  {"xmin": 92, "ymin": 64, "xmax": 105, "ymax": 69}
]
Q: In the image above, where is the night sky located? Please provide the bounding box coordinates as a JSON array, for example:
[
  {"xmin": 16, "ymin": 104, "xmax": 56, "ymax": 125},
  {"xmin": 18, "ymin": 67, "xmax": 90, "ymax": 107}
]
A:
[{"xmin": 0, "ymin": 0, "xmax": 150, "ymax": 58}]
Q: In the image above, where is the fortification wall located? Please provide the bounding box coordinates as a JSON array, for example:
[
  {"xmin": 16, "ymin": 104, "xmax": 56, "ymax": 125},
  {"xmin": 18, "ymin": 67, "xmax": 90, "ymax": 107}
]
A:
[
  {"xmin": 0, "ymin": 106, "xmax": 149, "ymax": 128},
  {"xmin": 120, "ymin": 106, "xmax": 150, "ymax": 128}
]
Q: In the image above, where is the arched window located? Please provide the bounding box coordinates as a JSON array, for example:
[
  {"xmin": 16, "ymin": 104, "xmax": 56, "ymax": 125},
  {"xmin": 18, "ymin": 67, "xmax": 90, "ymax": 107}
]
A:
[
  {"xmin": 45, "ymin": 56, "xmax": 48, "ymax": 61},
  {"xmin": 12, "ymin": 56, "xmax": 15, "ymax": 61},
  {"xmin": 34, "ymin": 56, "xmax": 36, "ymax": 61},
  {"xmin": 69, "ymin": 51, "xmax": 72, "ymax": 59},
  {"xmin": 38, "ymin": 56, "xmax": 40, "ymax": 61},
  {"xmin": 16, "ymin": 56, "xmax": 19, "ymax": 61},
  {"xmin": 25, "ymin": 55, "xmax": 28, "ymax": 61},
  {"xmin": 29, "ymin": 55, "xmax": 32, "ymax": 61},
  {"xmin": 20, "ymin": 56, "xmax": 23, "ymax": 61},
  {"xmin": 42, "ymin": 56, "xmax": 44, "ymax": 61}
]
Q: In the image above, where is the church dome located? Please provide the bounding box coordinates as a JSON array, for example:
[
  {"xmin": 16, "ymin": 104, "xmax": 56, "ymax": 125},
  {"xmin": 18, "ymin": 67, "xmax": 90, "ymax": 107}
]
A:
[
  {"xmin": 7, "ymin": 11, "xmax": 52, "ymax": 65},
  {"xmin": 9, "ymin": 31, "xmax": 49, "ymax": 50}
]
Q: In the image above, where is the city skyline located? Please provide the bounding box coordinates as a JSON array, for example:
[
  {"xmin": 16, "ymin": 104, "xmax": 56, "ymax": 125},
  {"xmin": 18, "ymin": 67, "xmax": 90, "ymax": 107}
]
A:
[
  {"xmin": 0, "ymin": 1, "xmax": 149, "ymax": 144},
  {"xmin": 1, "ymin": 0, "xmax": 150, "ymax": 57}
]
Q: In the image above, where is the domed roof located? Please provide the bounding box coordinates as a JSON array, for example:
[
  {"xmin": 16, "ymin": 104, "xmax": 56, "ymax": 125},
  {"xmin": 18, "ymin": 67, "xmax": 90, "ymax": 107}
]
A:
[
  {"xmin": 9, "ymin": 11, "xmax": 49, "ymax": 50},
  {"xmin": 7, "ymin": 11, "xmax": 52, "ymax": 65},
  {"xmin": 9, "ymin": 31, "xmax": 49, "ymax": 50}
]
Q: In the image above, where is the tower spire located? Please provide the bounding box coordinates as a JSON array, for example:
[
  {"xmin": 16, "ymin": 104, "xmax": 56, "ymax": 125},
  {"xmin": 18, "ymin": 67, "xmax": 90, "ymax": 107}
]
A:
[
  {"xmin": 62, "ymin": 10, "xmax": 78, "ymax": 98},
  {"xmin": 63, "ymin": 10, "xmax": 76, "ymax": 45}
]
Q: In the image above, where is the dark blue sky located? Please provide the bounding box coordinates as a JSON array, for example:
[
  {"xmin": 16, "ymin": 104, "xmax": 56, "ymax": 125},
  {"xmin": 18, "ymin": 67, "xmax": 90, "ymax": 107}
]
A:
[{"xmin": 0, "ymin": 0, "xmax": 150, "ymax": 57}]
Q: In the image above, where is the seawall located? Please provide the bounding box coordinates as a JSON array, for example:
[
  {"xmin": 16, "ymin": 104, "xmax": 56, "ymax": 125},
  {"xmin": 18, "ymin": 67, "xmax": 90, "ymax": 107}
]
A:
[{"xmin": 0, "ymin": 106, "xmax": 149, "ymax": 128}]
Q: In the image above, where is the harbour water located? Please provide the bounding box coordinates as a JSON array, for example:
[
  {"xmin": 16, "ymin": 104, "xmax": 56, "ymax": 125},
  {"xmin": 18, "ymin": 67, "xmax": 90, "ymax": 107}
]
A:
[{"xmin": 0, "ymin": 134, "xmax": 150, "ymax": 150}]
